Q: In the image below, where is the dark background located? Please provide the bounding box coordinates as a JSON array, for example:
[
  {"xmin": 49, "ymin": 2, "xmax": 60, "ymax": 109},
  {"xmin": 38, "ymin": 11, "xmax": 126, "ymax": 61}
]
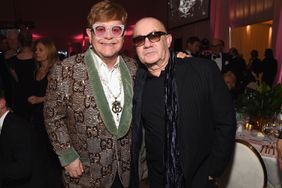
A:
[{"xmin": 0, "ymin": 0, "xmax": 168, "ymax": 50}]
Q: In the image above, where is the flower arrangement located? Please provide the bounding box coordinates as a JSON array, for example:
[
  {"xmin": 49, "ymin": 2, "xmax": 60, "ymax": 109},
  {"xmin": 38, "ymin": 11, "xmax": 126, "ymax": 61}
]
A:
[{"xmin": 235, "ymin": 83, "xmax": 282, "ymax": 120}]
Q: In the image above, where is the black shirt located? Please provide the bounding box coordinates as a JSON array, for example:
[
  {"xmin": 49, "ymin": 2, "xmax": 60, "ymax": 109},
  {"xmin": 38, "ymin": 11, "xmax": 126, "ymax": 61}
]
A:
[{"xmin": 141, "ymin": 71, "xmax": 165, "ymax": 187}]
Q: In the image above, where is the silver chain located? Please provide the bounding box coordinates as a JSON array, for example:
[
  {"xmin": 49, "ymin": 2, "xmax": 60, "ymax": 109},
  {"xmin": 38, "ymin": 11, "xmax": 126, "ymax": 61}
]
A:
[{"xmin": 100, "ymin": 73, "xmax": 123, "ymax": 121}]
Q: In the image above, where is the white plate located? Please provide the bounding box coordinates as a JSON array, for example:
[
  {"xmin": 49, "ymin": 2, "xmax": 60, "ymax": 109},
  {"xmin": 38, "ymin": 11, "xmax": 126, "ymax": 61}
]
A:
[{"xmin": 250, "ymin": 130, "xmax": 265, "ymax": 141}]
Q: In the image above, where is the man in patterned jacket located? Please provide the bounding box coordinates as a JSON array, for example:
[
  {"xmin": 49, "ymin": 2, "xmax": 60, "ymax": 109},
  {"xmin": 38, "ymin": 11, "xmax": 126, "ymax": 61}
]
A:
[{"xmin": 44, "ymin": 1, "xmax": 136, "ymax": 187}]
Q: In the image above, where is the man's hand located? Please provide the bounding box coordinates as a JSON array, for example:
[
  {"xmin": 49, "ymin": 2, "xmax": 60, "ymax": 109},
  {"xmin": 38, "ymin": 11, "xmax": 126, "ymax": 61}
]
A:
[
  {"xmin": 176, "ymin": 52, "xmax": 192, "ymax": 59},
  {"xmin": 277, "ymin": 139, "xmax": 282, "ymax": 171},
  {"xmin": 4, "ymin": 49, "xmax": 17, "ymax": 59},
  {"xmin": 64, "ymin": 158, "xmax": 84, "ymax": 178},
  {"xmin": 27, "ymin": 96, "xmax": 45, "ymax": 104}
]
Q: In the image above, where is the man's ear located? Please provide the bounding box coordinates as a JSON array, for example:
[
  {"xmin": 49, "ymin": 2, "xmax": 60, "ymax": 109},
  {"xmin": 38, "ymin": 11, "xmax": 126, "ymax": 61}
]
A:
[
  {"xmin": 166, "ymin": 34, "xmax": 172, "ymax": 48},
  {"xmin": 86, "ymin": 28, "xmax": 93, "ymax": 43}
]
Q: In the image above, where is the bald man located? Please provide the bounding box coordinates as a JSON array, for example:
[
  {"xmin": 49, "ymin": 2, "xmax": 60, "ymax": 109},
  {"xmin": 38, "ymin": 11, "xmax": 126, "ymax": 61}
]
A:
[
  {"xmin": 130, "ymin": 17, "xmax": 236, "ymax": 188},
  {"xmin": 209, "ymin": 38, "xmax": 230, "ymax": 73},
  {"xmin": 4, "ymin": 30, "xmax": 19, "ymax": 60},
  {"xmin": 0, "ymin": 30, "xmax": 19, "ymax": 108}
]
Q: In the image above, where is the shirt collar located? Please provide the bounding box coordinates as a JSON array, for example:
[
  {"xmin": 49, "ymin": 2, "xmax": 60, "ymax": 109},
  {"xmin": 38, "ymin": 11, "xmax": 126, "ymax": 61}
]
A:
[
  {"xmin": 0, "ymin": 110, "xmax": 9, "ymax": 134},
  {"xmin": 90, "ymin": 50, "xmax": 120, "ymax": 72},
  {"xmin": 185, "ymin": 50, "xmax": 192, "ymax": 55}
]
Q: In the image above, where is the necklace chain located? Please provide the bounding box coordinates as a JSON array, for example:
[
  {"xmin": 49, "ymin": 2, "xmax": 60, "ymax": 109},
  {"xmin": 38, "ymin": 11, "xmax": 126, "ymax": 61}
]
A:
[{"xmin": 100, "ymin": 73, "xmax": 123, "ymax": 122}]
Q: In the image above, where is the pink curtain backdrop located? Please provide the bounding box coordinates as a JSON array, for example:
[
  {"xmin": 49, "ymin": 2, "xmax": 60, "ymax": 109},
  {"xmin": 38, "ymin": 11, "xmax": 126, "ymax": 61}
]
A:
[
  {"xmin": 210, "ymin": 0, "xmax": 230, "ymax": 49},
  {"xmin": 210, "ymin": 0, "xmax": 222, "ymax": 38},
  {"xmin": 273, "ymin": 0, "xmax": 282, "ymax": 84}
]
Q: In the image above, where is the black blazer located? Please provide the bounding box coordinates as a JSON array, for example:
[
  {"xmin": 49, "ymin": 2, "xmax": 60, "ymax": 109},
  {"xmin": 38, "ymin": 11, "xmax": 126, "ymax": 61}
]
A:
[
  {"xmin": 208, "ymin": 53, "xmax": 231, "ymax": 73},
  {"xmin": 130, "ymin": 56, "xmax": 236, "ymax": 188},
  {"xmin": 0, "ymin": 112, "xmax": 32, "ymax": 188},
  {"xmin": 0, "ymin": 112, "xmax": 63, "ymax": 188}
]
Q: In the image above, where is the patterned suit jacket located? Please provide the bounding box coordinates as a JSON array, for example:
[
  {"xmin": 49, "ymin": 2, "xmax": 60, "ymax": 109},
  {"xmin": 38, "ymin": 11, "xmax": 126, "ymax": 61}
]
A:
[{"xmin": 44, "ymin": 48, "xmax": 137, "ymax": 188}]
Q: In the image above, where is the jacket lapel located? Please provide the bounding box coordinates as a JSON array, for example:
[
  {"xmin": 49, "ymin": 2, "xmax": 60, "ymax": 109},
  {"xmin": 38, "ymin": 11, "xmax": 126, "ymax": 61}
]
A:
[
  {"xmin": 84, "ymin": 49, "xmax": 133, "ymax": 138},
  {"xmin": 117, "ymin": 57, "xmax": 133, "ymax": 138},
  {"xmin": 0, "ymin": 112, "xmax": 11, "ymax": 136}
]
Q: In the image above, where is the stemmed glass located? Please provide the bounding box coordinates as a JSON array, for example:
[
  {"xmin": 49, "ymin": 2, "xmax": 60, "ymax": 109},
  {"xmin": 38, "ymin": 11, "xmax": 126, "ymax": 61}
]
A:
[
  {"xmin": 275, "ymin": 112, "xmax": 282, "ymax": 136},
  {"xmin": 236, "ymin": 113, "xmax": 248, "ymax": 137},
  {"xmin": 262, "ymin": 123, "xmax": 279, "ymax": 141}
]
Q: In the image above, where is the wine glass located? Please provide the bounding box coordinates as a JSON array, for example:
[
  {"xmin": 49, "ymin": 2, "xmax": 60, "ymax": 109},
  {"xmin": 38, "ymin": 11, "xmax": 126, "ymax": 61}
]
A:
[{"xmin": 262, "ymin": 123, "xmax": 279, "ymax": 141}]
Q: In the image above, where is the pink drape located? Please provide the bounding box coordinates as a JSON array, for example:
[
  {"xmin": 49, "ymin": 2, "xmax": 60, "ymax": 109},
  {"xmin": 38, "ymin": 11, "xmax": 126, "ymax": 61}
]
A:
[
  {"xmin": 273, "ymin": 0, "xmax": 282, "ymax": 84},
  {"xmin": 210, "ymin": 0, "xmax": 231, "ymax": 49},
  {"xmin": 210, "ymin": 0, "xmax": 222, "ymax": 38}
]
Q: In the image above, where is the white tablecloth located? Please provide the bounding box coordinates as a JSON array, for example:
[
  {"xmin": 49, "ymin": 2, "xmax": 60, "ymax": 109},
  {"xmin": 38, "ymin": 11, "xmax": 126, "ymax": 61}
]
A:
[{"xmin": 236, "ymin": 129, "xmax": 282, "ymax": 188}]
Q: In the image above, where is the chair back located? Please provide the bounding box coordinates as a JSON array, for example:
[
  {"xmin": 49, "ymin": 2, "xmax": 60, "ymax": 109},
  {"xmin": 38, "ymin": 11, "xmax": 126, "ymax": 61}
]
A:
[{"xmin": 218, "ymin": 139, "xmax": 267, "ymax": 188}]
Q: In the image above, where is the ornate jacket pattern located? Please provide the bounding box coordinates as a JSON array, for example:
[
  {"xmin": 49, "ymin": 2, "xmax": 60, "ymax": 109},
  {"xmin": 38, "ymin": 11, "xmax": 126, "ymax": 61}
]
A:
[{"xmin": 44, "ymin": 49, "xmax": 137, "ymax": 188}]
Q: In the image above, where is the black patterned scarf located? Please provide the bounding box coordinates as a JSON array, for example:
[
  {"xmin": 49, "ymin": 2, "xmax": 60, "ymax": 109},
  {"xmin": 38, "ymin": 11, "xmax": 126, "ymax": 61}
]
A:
[{"xmin": 164, "ymin": 52, "xmax": 184, "ymax": 188}]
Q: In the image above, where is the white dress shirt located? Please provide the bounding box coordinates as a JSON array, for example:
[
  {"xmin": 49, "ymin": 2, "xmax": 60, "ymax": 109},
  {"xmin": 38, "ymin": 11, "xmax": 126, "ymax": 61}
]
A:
[
  {"xmin": 91, "ymin": 51, "xmax": 124, "ymax": 128},
  {"xmin": 185, "ymin": 50, "xmax": 192, "ymax": 56},
  {"xmin": 212, "ymin": 52, "xmax": 223, "ymax": 71},
  {"xmin": 0, "ymin": 110, "xmax": 9, "ymax": 134}
]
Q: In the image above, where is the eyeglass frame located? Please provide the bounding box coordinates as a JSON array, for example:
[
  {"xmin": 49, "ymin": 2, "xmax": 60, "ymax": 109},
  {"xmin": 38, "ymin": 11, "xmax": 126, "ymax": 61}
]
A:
[
  {"xmin": 132, "ymin": 31, "xmax": 168, "ymax": 47},
  {"xmin": 91, "ymin": 24, "xmax": 125, "ymax": 38}
]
